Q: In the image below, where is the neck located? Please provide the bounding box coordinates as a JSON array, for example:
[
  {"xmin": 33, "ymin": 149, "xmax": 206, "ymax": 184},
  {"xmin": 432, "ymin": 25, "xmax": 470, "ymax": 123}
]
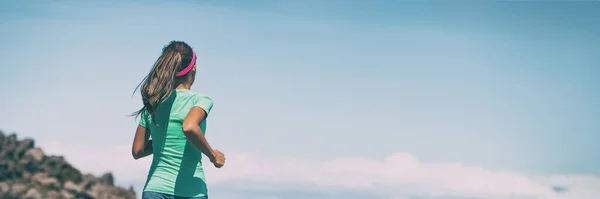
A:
[{"xmin": 176, "ymin": 83, "xmax": 192, "ymax": 90}]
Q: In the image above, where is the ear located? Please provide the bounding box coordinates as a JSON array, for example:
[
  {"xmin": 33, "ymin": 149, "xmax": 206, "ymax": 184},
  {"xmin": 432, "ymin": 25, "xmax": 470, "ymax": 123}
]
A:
[{"xmin": 192, "ymin": 65, "xmax": 197, "ymax": 72}]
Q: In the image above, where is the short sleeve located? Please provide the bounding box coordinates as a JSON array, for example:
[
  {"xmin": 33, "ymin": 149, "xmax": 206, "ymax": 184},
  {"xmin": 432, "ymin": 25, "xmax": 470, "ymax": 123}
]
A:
[
  {"xmin": 193, "ymin": 94, "xmax": 214, "ymax": 116},
  {"xmin": 139, "ymin": 110, "xmax": 149, "ymax": 128}
]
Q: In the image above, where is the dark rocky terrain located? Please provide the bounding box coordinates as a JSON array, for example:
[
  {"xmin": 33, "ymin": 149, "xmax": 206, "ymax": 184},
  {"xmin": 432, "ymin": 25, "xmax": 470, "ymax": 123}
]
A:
[{"xmin": 0, "ymin": 130, "xmax": 136, "ymax": 199}]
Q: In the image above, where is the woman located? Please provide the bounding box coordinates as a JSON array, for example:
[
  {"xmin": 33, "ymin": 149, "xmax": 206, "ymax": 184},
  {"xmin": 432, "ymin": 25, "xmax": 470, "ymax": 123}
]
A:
[{"xmin": 131, "ymin": 40, "xmax": 225, "ymax": 199}]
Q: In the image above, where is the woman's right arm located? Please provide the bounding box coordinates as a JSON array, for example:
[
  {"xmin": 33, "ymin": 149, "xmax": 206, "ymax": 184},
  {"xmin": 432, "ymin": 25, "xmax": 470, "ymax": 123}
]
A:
[
  {"xmin": 132, "ymin": 125, "xmax": 153, "ymax": 159},
  {"xmin": 182, "ymin": 106, "xmax": 223, "ymax": 166}
]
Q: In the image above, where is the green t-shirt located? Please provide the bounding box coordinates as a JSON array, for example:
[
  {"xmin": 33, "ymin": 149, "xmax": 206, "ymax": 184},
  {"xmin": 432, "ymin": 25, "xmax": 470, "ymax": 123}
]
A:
[{"xmin": 139, "ymin": 89, "xmax": 214, "ymax": 197}]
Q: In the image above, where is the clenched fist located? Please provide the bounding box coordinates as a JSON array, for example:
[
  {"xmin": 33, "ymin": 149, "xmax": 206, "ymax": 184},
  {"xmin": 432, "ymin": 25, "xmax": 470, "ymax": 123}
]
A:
[{"xmin": 211, "ymin": 150, "xmax": 226, "ymax": 168}]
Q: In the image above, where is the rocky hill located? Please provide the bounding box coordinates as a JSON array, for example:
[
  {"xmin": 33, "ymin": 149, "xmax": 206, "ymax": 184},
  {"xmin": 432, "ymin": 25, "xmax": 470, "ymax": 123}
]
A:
[{"xmin": 0, "ymin": 130, "xmax": 136, "ymax": 199}]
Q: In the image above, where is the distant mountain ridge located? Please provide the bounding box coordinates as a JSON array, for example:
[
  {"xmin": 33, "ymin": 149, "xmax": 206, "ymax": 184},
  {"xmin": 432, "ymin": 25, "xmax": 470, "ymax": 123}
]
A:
[{"xmin": 0, "ymin": 130, "xmax": 136, "ymax": 199}]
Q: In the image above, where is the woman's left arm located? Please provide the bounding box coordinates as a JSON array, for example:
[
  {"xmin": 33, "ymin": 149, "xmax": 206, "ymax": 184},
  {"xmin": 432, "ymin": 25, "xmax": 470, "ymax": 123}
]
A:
[{"xmin": 132, "ymin": 125, "xmax": 153, "ymax": 159}]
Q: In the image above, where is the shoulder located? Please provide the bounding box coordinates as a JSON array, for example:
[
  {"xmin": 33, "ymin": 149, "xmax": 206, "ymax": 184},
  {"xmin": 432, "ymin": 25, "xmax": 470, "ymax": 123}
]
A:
[
  {"xmin": 139, "ymin": 109, "xmax": 152, "ymax": 127},
  {"xmin": 177, "ymin": 90, "xmax": 213, "ymax": 102},
  {"xmin": 189, "ymin": 91, "xmax": 213, "ymax": 102},
  {"xmin": 187, "ymin": 91, "xmax": 214, "ymax": 113}
]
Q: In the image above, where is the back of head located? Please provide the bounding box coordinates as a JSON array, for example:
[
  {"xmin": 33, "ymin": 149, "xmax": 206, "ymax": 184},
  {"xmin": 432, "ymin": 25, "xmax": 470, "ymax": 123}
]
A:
[{"xmin": 132, "ymin": 41, "xmax": 196, "ymax": 123}]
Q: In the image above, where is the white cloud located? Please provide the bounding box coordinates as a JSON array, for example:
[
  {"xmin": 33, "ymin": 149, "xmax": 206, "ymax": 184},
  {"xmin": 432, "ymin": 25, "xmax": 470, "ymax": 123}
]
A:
[{"xmin": 38, "ymin": 140, "xmax": 600, "ymax": 199}]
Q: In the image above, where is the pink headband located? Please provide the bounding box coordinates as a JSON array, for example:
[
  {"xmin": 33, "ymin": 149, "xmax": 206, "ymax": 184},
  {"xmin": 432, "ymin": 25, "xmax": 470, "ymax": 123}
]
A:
[{"xmin": 175, "ymin": 50, "xmax": 196, "ymax": 77}]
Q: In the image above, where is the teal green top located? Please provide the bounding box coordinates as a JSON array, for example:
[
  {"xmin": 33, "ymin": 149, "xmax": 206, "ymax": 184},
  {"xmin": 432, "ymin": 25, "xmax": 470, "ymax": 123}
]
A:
[{"xmin": 139, "ymin": 89, "xmax": 214, "ymax": 197}]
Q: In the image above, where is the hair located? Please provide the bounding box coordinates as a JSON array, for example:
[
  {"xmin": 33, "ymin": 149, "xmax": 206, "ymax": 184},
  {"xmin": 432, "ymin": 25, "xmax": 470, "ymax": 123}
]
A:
[{"xmin": 131, "ymin": 41, "xmax": 195, "ymax": 123}]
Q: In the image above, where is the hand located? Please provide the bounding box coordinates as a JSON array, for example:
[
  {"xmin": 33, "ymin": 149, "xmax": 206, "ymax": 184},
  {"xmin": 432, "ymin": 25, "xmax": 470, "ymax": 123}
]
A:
[{"xmin": 210, "ymin": 150, "xmax": 226, "ymax": 168}]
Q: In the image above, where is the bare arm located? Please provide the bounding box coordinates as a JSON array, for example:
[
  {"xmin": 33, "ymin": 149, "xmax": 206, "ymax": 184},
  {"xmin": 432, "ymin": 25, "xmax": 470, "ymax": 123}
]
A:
[
  {"xmin": 182, "ymin": 107, "xmax": 219, "ymax": 162},
  {"xmin": 132, "ymin": 125, "xmax": 153, "ymax": 160}
]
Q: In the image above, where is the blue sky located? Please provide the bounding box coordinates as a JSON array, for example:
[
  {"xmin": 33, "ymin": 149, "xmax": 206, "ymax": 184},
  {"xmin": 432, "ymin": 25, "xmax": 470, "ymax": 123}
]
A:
[{"xmin": 1, "ymin": 1, "xmax": 599, "ymax": 199}]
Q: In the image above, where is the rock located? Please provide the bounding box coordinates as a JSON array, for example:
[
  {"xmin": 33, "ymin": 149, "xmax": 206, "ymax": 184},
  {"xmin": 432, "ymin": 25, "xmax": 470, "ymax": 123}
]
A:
[
  {"xmin": 0, "ymin": 131, "xmax": 137, "ymax": 199},
  {"xmin": 61, "ymin": 190, "xmax": 74, "ymax": 199},
  {"xmin": 10, "ymin": 183, "xmax": 27, "ymax": 195},
  {"xmin": 20, "ymin": 148, "xmax": 46, "ymax": 174},
  {"xmin": 31, "ymin": 173, "xmax": 47, "ymax": 181},
  {"xmin": 82, "ymin": 173, "xmax": 96, "ymax": 181},
  {"xmin": 0, "ymin": 159, "xmax": 22, "ymax": 179},
  {"xmin": 80, "ymin": 176, "xmax": 97, "ymax": 191},
  {"xmin": 99, "ymin": 172, "xmax": 115, "ymax": 186},
  {"xmin": 86, "ymin": 184, "xmax": 104, "ymax": 198},
  {"xmin": 46, "ymin": 190, "xmax": 61, "ymax": 199},
  {"xmin": 85, "ymin": 184, "xmax": 136, "ymax": 199},
  {"xmin": 40, "ymin": 177, "xmax": 60, "ymax": 189},
  {"xmin": 88, "ymin": 184, "xmax": 112, "ymax": 199},
  {"xmin": 6, "ymin": 134, "xmax": 17, "ymax": 145},
  {"xmin": 0, "ymin": 131, "xmax": 5, "ymax": 150},
  {"xmin": 75, "ymin": 192, "xmax": 95, "ymax": 199},
  {"xmin": 0, "ymin": 192, "xmax": 18, "ymax": 199},
  {"xmin": 64, "ymin": 180, "xmax": 83, "ymax": 193},
  {"xmin": 15, "ymin": 138, "xmax": 34, "ymax": 159},
  {"xmin": 129, "ymin": 185, "xmax": 136, "ymax": 196},
  {"xmin": 25, "ymin": 148, "xmax": 45, "ymax": 162},
  {"xmin": 22, "ymin": 170, "xmax": 32, "ymax": 179},
  {"xmin": 0, "ymin": 181, "xmax": 10, "ymax": 192},
  {"xmin": 32, "ymin": 173, "xmax": 60, "ymax": 190},
  {"xmin": 115, "ymin": 186, "xmax": 137, "ymax": 199},
  {"xmin": 24, "ymin": 188, "xmax": 43, "ymax": 199},
  {"xmin": 43, "ymin": 156, "xmax": 83, "ymax": 184},
  {"xmin": 31, "ymin": 172, "xmax": 46, "ymax": 180}
]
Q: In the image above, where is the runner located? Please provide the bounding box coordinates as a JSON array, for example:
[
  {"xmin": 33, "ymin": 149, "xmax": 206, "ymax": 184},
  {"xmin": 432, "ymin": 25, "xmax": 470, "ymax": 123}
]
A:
[{"xmin": 131, "ymin": 40, "xmax": 225, "ymax": 199}]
